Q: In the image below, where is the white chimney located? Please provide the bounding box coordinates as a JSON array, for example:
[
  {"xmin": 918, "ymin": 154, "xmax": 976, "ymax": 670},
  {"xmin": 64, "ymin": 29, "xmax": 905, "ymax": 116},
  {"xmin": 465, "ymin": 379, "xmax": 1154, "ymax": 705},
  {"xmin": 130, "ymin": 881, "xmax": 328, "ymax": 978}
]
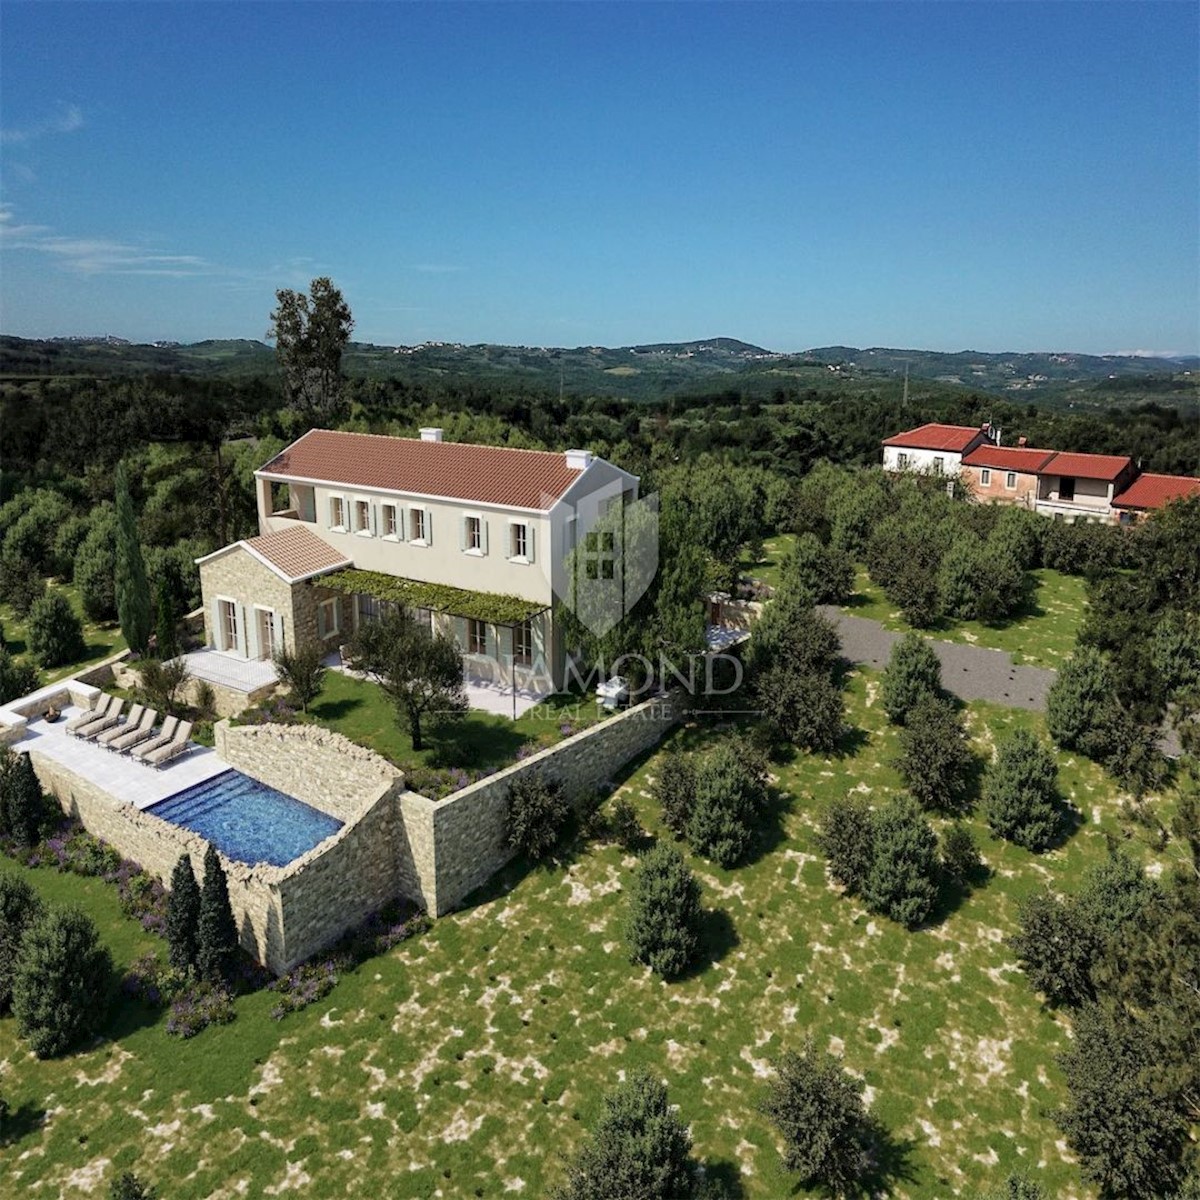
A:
[
  {"xmin": 565, "ymin": 449, "xmax": 593, "ymax": 470},
  {"xmin": 419, "ymin": 427, "xmax": 443, "ymax": 443}
]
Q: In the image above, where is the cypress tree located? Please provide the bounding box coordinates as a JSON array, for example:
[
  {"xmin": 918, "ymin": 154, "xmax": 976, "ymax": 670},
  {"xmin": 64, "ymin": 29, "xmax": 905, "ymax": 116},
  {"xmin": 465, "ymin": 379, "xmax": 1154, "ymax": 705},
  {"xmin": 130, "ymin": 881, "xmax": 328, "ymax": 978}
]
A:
[
  {"xmin": 6, "ymin": 753, "xmax": 47, "ymax": 847},
  {"xmin": 197, "ymin": 844, "xmax": 238, "ymax": 982},
  {"xmin": 166, "ymin": 853, "xmax": 201, "ymax": 973},
  {"xmin": 154, "ymin": 579, "xmax": 178, "ymax": 662},
  {"xmin": 114, "ymin": 461, "xmax": 151, "ymax": 655}
]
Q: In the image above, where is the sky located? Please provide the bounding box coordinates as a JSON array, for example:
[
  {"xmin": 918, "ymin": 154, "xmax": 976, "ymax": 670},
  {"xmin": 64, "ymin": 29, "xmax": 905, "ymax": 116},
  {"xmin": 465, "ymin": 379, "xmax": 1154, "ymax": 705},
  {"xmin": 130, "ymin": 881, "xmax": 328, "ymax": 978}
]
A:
[{"xmin": 1, "ymin": 1, "xmax": 1197, "ymax": 355}]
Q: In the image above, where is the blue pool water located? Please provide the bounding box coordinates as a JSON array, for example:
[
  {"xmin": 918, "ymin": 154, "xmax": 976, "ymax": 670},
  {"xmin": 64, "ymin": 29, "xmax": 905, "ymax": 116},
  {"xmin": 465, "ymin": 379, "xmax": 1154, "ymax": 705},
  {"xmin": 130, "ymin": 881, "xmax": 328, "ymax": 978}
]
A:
[{"xmin": 149, "ymin": 770, "xmax": 343, "ymax": 867}]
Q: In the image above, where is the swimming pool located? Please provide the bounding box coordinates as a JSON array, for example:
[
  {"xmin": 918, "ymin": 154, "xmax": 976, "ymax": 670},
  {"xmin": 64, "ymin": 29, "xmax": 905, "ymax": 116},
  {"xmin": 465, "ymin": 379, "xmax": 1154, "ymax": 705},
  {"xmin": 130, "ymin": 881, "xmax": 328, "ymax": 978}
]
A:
[{"xmin": 148, "ymin": 769, "xmax": 344, "ymax": 867}]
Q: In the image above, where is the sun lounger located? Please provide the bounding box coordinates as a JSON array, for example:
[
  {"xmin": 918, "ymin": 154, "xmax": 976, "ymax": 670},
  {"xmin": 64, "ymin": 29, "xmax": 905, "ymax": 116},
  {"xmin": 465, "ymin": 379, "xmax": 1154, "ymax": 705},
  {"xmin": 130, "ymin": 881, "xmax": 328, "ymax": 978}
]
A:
[
  {"xmin": 131, "ymin": 715, "xmax": 180, "ymax": 763},
  {"xmin": 101, "ymin": 706, "xmax": 155, "ymax": 751},
  {"xmin": 96, "ymin": 703, "xmax": 144, "ymax": 747},
  {"xmin": 77, "ymin": 697, "xmax": 125, "ymax": 741},
  {"xmin": 143, "ymin": 720, "xmax": 194, "ymax": 769},
  {"xmin": 65, "ymin": 692, "xmax": 114, "ymax": 735}
]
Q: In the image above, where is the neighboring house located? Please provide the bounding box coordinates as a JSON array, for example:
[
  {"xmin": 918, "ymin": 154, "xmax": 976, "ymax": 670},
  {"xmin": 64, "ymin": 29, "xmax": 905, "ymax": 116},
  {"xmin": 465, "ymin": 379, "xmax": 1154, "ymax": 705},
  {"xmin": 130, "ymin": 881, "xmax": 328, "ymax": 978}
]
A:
[
  {"xmin": 1034, "ymin": 451, "xmax": 1136, "ymax": 524},
  {"xmin": 1111, "ymin": 473, "xmax": 1200, "ymax": 524},
  {"xmin": 961, "ymin": 441, "xmax": 1055, "ymax": 509},
  {"xmin": 197, "ymin": 428, "xmax": 639, "ymax": 699},
  {"xmin": 881, "ymin": 423, "xmax": 995, "ymax": 475}
]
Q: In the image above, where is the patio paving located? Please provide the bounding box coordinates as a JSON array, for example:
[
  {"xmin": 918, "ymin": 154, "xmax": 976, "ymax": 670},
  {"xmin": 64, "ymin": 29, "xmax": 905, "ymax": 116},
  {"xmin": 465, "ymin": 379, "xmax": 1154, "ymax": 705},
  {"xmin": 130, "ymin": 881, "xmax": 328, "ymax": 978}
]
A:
[
  {"xmin": 178, "ymin": 648, "xmax": 278, "ymax": 692},
  {"xmin": 17, "ymin": 705, "xmax": 227, "ymax": 811}
]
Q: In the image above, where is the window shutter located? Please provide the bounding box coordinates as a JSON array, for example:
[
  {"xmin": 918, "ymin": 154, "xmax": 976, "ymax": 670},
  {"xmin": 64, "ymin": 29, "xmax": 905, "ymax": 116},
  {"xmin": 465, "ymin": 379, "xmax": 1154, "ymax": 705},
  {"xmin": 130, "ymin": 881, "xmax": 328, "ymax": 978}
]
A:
[
  {"xmin": 395, "ymin": 506, "xmax": 404, "ymax": 537},
  {"xmin": 210, "ymin": 598, "xmax": 223, "ymax": 650},
  {"xmin": 247, "ymin": 608, "xmax": 261, "ymax": 660},
  {"xmin": 459, "ymin": 517, "xmax": 467, "ymax": 551},
  {"xmin": 527, "ymin": 525, "xmax": 536, "ymax": 563},
  {"xmin": 481, "ymin": 519, "xmax": 489, "ymax": 555},
  {"xmin": 370, "ymin": 504, "xmax": 379, "ymax": 536},
  {"xmin": 343, "ymin": 495, "xmax": 352, "ymax": 527},
  {"xmin": 234, "ymin": 604, "xmax": 248, "ymax": 658},
  {"xmin": 272, "ymin": 612, "xmax": 285, "ymax": 654}
]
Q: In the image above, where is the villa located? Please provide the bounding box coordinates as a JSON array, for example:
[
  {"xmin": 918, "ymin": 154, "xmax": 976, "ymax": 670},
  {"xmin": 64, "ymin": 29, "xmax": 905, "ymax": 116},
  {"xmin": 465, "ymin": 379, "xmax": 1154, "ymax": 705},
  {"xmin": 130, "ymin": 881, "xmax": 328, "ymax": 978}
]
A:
[{"xmin": 193, "ymin": 428, "xmax": 639, "ymax": 713}]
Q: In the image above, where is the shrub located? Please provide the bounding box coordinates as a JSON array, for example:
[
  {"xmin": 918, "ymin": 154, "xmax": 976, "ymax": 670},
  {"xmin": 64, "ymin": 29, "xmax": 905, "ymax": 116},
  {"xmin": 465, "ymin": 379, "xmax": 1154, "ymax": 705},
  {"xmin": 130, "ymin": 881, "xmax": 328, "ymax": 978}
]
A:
[
  {"xmin": 109, "ymin": 1170, "xmax": 159, "ymax": 1200},
  {"xmin": 881, "ymin": 632, "xmax": 942, "ymax": 726},
  {"xmin": 12, "ymin": 905, "xmax": 113, "ymax": 1057},
  {"xmin": 272, "ymin": 643, "xmax": 327, "ymax": 713},
  {"xmin": 655, "ymin": 750, "xmax": 697, "ymax": 837},
  {"xmin": 74, "ymin": 508, "xmax": 119, "ymax": 622},
  {"xmin": 756, "ymin": 664, "xmax": 845, "ymax": 752},
  {"xmin": 685, "ymin": 741, "xmax": 768, "ymax": 868},
  {"xmin": 625, "ymin": 843, "xmax": 702, "ymax": 980},
  {"xmin": 197, "ymin": 844, "xmax": 238, "ymax": 983},
  {"xmin": 165, "ymin": 979, "xmax": 236, "ymax": 1039},
  {"xmin": 861, "ymin": 795, "xmax": 941, "ymax": 928},
  {"xmin": 194, "ymin": 681, "xmax": 217, "ymax": 721},
  {"xmin": 137, "ymin": 658, "xmax": 191, "ymax": 717},
  {"xmin": 166, "ymin": 853, "xmax": 201, "ymax": 973},
  {"xmin": 758, "ymin": 1038, "xmax": 872, "ymax": 1194},
  {"xmin": 0, "ymin": 646, "xmax": 39, "ymax": 705},
  {"xmin": 895, "ymin": 695, "xmax": 972, "ymax": 813},
  {"xmin": 0, "ymin": 871, "xmax": 45, "ymax": 1012},
  {"xmin": 817, "ymin": 794, "xmax": 875, "ymax": 894},
  {"xmin": 0, "ymin": 550, "xmax": 47, "ymax": 619},
  {"xmin": 26, "ymin": 591, "xmax": 86, "ymax": 669},
  {"xmin": 940, "ymin": 821, "xmax": 982, "ymax": 884},
  {"xmin": 609, "ymin": 796, "xmax": 644, "ymax": 849},
  {"xmin": 983, "ymin": 729, "xmax": 1061, "ymax": 851},
  {"xmin": 506, "ymin": 771, "xmax": 570, "ymax": 861},
  {"xmin": 553, "ymin": 1069, "xmax": 697, "ymax": 1200}
]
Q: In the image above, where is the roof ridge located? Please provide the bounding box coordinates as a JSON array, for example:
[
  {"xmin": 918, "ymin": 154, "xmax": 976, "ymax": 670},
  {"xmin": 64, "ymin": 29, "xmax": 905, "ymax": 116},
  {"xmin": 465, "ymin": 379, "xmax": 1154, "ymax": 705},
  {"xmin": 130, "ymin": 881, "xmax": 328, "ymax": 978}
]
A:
[{"xmin": 305, "ymin": 428, "xmax": 572, "ymax": 460}]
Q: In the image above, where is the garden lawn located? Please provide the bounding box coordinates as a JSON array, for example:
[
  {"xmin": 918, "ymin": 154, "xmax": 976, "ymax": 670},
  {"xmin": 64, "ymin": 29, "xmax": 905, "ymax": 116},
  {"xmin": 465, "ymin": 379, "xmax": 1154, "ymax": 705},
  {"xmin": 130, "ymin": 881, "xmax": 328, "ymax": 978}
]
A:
[
  {"xmin": 0, "ymin": 580, "xmax": 127, "ymax": 685},
  {"xmin": 2, "ymin": 670, "xmax": 1178, "ymax": 1198},
  {"xmin": 302, "ymin": 669, "xmax": 607, "ymax": 782},
  {"xmin": 742, "ymin": 532, "xmax": 797, "ymax": 591},
  {"xmin": 845, "ymin": 565, "xmax": 1087, "ymax": 669}
]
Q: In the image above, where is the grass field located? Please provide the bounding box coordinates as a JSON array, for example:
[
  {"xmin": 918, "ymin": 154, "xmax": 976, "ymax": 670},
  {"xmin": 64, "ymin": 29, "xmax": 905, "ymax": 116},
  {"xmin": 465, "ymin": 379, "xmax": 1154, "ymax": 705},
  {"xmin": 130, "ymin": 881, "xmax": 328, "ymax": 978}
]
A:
[
  {"xmin": 0, "ymin": 580, "xmax": 128, "ymax": 685},
  {"xmin": 2, "ymin": 668, "xmax": 1176, "ymax": 1199},
  {"xmin": 843, "ymin": 566, "xmax": 1087, "ymax": 669}
]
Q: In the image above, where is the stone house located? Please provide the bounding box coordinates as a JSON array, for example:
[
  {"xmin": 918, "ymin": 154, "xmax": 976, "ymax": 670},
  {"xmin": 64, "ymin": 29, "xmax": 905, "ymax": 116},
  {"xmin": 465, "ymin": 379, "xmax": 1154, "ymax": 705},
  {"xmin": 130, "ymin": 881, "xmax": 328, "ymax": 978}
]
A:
[
  {"xmin": 196, "ymin": 428, "xmax": 639, "ymax": 699},
  {"xmin": 961, "ymin": 442, "xmax": 1055, "ymax": 509}
]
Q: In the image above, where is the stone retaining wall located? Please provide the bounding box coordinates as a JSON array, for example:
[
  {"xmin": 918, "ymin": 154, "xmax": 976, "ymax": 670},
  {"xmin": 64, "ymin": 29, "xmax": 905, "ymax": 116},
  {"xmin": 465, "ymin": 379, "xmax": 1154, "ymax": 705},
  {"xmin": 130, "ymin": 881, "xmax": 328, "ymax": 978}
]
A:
[{"xmin": 423, "ymin": 690, "xmax": 684, "ymax": 915}]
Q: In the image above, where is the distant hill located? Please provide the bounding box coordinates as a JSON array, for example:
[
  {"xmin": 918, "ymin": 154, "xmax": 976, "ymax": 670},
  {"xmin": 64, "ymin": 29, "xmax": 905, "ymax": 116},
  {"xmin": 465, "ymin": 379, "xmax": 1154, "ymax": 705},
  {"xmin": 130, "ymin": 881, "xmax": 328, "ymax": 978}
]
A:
[{"xmin": 1, "ymin": 334, "xmax": 1194, "ymax": 407}]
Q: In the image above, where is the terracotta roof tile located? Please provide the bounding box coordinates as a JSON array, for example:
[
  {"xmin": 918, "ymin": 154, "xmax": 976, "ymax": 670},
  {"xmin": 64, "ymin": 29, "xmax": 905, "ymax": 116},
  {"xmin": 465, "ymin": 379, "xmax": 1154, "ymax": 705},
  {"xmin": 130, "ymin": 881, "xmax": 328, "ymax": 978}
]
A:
[
  {"xmin": 882, "ymin": 423, "xmax": 987, "ymax": 452},
  {"xmin": 1039, "ymin": 451, "xmax": 1132, "ymax": 481},
  {"xmin": 962, "ymin": 445, "xmax": 1057, "ymax": 473},
  {"xmin": 1112, "ymin": 473, "xmax": 1200, "ymax": 511},
  {"xmin": 243, "ymin": 526, "xmax": 351, "ymax": 582},
  {"xmin": 259, "ymin": 429, "xmax": 584, "ymax": 510}
]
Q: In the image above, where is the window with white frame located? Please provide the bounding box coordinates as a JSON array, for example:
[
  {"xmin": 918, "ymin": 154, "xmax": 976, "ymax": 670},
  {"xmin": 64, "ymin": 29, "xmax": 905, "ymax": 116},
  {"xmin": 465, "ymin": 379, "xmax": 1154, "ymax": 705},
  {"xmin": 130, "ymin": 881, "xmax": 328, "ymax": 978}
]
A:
[
  {"xmin": 1006, "ymin": 471, "xmax": 1017, "ymax": 490},
  {"xmin": 382, "ymin": 504, "xmax": 398, "ymax": 537},
  {"xmin": 932, "ymin": 456, "xmax": 945, "ymax": 475},
  {"xmin": 466, "ymin": 618, "xmax": 486, "ymax": 655},
  {"xmin": 317, "ymin": 598, "xmax": 340, "ymax": 639},
  {"xmin": 897, "ymin": 452, "xmax": 909, "ymax": 470},
  {"xmin": 511, "ymin": 522, "xmax": 528, "ymax": 560},
  {"xmin": 980, "ymin": 468, "xmax": 991, "ymax": 486},
  {"xmin": 513, "ymin": 619, "xmax": 533, "ymax": 666},
  {"xmin": 355, "ymin": 500, "xmax": 371, "ymax": 534},
  {"xmin": 465, "ymin": 515, "xmax": 482, "ymax": 551},
  {"xmin": 410, "ymin": 508, "xmax": 426, "ymax": 542},
  {"xmin": 329, "ymin": 496, "xmax": 345, "ymax": 530}
]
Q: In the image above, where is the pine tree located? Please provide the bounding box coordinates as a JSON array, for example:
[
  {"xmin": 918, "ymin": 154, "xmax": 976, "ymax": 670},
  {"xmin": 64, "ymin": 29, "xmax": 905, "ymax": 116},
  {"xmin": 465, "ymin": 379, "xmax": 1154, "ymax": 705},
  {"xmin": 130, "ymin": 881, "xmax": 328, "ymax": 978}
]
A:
[
  {"xmin": 861, "ymin": 795, "xmax": 940, "ymax": 928},
  {"xmin": 114, "ymin": 461, "xmax": 151, "ymax": 655},
  {"xmin": 12, "ymin": 905, "xmax": 112, "ymax": 1058},
  {"xmin": 166, "ymin": 853, "xmax": 201, "ymax": 973},
  {"xmin": 983, "ymin": 729, "xmax": 1061, "ymax": 851},
  {"xmin": 881, "ymin": 632, "xmax": 942, "ymax": 726},
  {"xmin": 109, "ymin": 1171, "xmax": 158, "ymax": 1200},
  {"xmin": 197, "ymin": 844, "xmax": 238, "ymax": 983}
]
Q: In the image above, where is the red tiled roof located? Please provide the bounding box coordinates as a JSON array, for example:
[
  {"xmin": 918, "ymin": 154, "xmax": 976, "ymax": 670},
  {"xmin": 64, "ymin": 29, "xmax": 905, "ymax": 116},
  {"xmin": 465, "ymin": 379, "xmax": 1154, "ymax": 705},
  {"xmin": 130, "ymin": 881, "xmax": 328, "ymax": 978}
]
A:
[
  {"xmin": 1112, "ymin": 473, "xmax": 1200, "ymax": 511},
  {"xmin": 882, "ymin": 423, "xmax": 986, "ymax": 452},
  {"xmin": 1039, "ymin": 451, "xmax": 1133, "ymax": 482},
  {"xmin": 243, "ymin": 526, "xmax": 351, "ymax": 582},
  {"xmin": 259, "ymin": 429, "xmax": 584, "ymax": 510},
  {"xmin": 962, "ymin": 445, "xmax": 1057, "ymax": 473}
]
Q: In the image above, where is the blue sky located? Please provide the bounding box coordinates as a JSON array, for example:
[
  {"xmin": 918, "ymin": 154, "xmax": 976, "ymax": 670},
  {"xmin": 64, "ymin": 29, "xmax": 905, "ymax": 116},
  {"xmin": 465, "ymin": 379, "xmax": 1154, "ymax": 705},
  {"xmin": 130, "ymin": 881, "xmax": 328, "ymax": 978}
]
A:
[{"xmin": 1, "ymin": 1, "xmax": 1196, "ymax": 354}]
